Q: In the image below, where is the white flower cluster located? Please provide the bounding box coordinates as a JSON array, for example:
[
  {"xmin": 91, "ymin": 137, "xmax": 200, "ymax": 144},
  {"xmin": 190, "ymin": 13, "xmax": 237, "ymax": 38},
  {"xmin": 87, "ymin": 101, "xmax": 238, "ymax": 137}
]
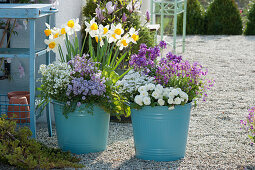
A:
[
  {"xmin": 134, "ymin": 84, "xmax": 188, "ymax": 107},
  {"xmin": 38, "ymin": 62, "xmax": 72, "ymax": 96},
  {"xmin": 116, "ymin": 70, "xmax": 155, "ymax": 99}
]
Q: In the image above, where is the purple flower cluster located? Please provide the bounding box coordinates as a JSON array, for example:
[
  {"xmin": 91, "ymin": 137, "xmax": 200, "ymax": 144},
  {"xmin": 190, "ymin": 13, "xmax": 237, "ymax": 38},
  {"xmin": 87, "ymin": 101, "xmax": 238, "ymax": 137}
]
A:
[
  {"xmin": 129, "ymin": 41, "xmax": 214, "ymax": 102},
  {"xmin": 66, "ymin": 55, "xmax": 106, "ymax": 105},
  {"xmin": 129, "ymin": 43, "xmax": 161, "ymax": 70},
  {"xmin": 241, "ymin": 107, "xmax": 255, "ymax": 144},
  {"xmin": 68, "ymin": 54, "xmax": 97, "ymax": 78},
  {"xmin": 156, "ymin": 56, "xmax": 214, "ymax": 101},
  {"xmin": 159, "ymin": 41, "xmax": 167, "ymax": 49},
  {"xmin": 166, "ymin": 52, "xmax": 182, "ymax": 63}
]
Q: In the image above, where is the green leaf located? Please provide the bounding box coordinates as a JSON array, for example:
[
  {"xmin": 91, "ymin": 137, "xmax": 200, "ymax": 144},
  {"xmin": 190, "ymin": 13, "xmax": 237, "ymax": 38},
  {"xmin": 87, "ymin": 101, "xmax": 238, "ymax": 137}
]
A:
[{"xmin": 113, "ymin": 52, "xmax": 127, "ymax": 70}]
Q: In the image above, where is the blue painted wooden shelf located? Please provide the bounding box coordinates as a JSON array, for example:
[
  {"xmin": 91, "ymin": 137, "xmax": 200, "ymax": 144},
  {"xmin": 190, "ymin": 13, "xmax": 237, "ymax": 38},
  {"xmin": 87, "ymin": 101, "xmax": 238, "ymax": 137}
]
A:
[
  {"xmin": 0, "ymin": 4, "xmax": 57, "ymax": 138},
  {"xmin": 0, "ymin": 4, "xmax": 57, "ymax": 19},
  {"xmin": 0, "ymin": 48, "xmax": 47, "ymax": 58}
]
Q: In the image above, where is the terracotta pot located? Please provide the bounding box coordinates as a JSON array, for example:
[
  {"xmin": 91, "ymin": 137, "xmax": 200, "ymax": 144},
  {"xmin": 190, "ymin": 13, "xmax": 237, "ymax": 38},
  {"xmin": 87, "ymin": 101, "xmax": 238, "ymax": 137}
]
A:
[
  {"xmin": 8, "ymin": 91, "xmax": 30, "ymax": 104},
  {"xmin": 8, "ymin": 96, "xmax": 30, "ymax": 123}
]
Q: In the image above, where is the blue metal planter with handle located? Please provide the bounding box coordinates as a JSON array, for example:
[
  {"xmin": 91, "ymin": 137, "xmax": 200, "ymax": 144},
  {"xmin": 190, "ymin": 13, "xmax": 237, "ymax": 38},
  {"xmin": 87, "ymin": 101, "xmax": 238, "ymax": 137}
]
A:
[
  {"xmin": 131, "ymin": 103, "xmax": 191, "ymax": 161},
  {"xmin": 53, "ymin": 101, "xmax": 110, "ymax": 154}
]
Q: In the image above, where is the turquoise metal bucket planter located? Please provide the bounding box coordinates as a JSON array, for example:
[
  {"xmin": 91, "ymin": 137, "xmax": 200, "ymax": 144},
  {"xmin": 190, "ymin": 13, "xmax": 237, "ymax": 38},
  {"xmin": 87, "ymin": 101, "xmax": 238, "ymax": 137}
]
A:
[
  {"xmin": 131, "ymin": 103, "xmax": 192, "ymax": 161},
  {"xmin": 52, "ymin": 101, "xmax": 110, "ymax": 154}
]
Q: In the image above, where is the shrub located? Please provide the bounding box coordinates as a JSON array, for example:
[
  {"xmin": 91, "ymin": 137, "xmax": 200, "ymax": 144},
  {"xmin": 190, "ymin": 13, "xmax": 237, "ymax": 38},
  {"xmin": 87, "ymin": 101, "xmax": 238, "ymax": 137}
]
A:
[
  {"xmin": 244, "ymin": 2, "xmax": 255, "ymax": 35},
  {"xmin": 177, "ymin": 0, "xmax": 205, "ymax": 35},
  {"xmin": 0, "ymin": 116, "xmax": 83, "ymax": 169},
  {"xmin": 205, "ymin": 0, "xmax": 243, "ymax": 35}
]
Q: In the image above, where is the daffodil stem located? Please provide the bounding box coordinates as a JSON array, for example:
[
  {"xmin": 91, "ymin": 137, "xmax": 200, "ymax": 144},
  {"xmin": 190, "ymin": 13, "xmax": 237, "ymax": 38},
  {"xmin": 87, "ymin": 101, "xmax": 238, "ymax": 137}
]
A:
[
  {"xmin": 58, "ymin": 45, "xmax": 65, "ymax": 62},
  {"xmin": 80, "ymin": 32, "xmax": 87, "ymax": 57}
]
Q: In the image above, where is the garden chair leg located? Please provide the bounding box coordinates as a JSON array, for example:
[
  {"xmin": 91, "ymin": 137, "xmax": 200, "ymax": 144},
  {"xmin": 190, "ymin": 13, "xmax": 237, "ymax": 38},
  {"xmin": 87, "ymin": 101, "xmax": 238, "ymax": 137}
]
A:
[
  {"xmin": 182, "ymin": 0, "xmax": 187, "ymax": 53},
  {"xmin": 173, "ymin": 0, "xmax": 178, "ymax": 54},
  {"xmin": 160, "ymin": 2, "xmax": 164, "ymax": 42}
]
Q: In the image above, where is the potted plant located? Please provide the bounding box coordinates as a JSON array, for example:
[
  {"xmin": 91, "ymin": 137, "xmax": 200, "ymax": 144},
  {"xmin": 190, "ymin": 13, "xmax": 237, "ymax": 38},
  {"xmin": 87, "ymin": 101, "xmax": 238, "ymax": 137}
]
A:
[
  {"xmin": 116, "ymin": 42, "xmax": 214, "ymax": 161},
  {"xmin": 38, "ymin": 18, "xmax": 136, "ymax": 154}
]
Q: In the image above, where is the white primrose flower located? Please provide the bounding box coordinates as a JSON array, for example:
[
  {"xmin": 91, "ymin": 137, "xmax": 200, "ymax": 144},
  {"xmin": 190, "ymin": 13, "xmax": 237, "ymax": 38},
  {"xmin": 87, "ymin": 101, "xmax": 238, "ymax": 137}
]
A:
[
  {"xmin": 85, "ymin": 18, "xmax": 99, "ymax": 37},
  {"xmin": 138, "ymin": 86, "xmax": 147, "ymax": 93},
  {"xmin": 140, "ymin": 91, "xmax": 149, "ymax": 97},
  {"xmin": 155, "ymin": 84, "xmax": 164, "ymax": 94},
  {"xmin": 174, "ymin": 97, "xmax": 182, "ymax": 105},
  {"xmin": 168, "ymin": 97, "xmax": 174, "ymax": 104},
  {"xmin": 65, "ymin": 18, "xmax": 81, "ymax": 35},
  {"xmin": 134, "ymin": 95, "xmax": 143, "ymax": 106},
  {"xmin": 158, "ymin": 99, "xmax": 165, "ymax": 106},
  {"xmin": 152, "ymin": 91, "xmax": 160, "ymax": 99},
  {"xmin": 171, "ymin": 89, "xmax": 179, "ymax": 96},
  {"xmin": 143, "ymin": 96, "xmax": 151, "ymax": 105},
  {"xmin": 180, "ymin": 91, "xmax": 189, "ymax": 101},
  {"xmin": 146, "ymin": 83, "xmax": 155, "ymax": 91}
]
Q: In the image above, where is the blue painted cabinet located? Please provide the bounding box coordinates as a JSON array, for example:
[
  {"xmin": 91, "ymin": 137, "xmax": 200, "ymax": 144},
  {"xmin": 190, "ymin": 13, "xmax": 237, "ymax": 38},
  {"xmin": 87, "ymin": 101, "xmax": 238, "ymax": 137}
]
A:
[{"xmin": 0, "ymin": 4, "xmax": 58, "ymax": 138}]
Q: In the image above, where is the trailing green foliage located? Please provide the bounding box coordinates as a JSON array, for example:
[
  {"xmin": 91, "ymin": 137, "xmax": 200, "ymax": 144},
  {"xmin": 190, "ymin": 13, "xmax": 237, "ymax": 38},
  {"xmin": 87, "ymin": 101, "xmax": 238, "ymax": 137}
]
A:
[
  {"xmin": 177, "ymin": 0, "xmax": 205, "ymax": 35},
  {"xmin": 0, "ymin": 116, "xmax": 83, "ymax": 169},
  {"xmin": 244, "ymin": 2, "xmax": 255, "ymax": 35},
  {"xmin": 205, "ymin": 0, "xmax": 242, "ymax": 35}
]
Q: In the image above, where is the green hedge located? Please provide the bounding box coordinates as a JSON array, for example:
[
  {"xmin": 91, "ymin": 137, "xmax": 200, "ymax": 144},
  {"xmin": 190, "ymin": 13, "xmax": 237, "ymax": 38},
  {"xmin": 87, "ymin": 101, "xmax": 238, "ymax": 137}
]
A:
[
  {"xmin": 177, "ymin": 0, "xmax": 205, "ymax": 35},
  {"xmin": 205, "ymin": 0, "xmax": 242, "ymax": 35},
  {"xmin": 244, "ymin": 2, "xmax": 255, "ymax": 35}
]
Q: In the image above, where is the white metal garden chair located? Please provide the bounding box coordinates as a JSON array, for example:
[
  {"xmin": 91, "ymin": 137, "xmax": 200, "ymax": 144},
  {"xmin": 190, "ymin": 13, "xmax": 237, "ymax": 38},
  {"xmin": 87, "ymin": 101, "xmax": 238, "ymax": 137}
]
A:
[{"xmin": 150, "ymin": 0, "xmax": 187, "ymax": 53}]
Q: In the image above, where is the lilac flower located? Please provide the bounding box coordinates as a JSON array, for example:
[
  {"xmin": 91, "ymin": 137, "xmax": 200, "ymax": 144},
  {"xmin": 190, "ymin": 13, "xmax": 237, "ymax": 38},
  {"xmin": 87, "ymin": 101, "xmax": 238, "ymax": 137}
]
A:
[
  {"xmin": 96, "ymin": 6, "xmax": 105, "ymax": 21},
  {"xmin": 146, "ymin": 10, "xmax": 150, "ymax": 22},
  {"xmin": 122, "ymin": 13, "xmax": 127, "ymax": 22},
  {"xmin": 106, "ymin": 2, "xmax": 116, "ymax": 14}
]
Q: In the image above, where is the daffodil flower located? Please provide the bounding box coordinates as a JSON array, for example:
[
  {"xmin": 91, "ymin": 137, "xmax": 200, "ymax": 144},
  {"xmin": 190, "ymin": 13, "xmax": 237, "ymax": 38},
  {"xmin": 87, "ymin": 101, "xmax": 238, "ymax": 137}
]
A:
[
  {"xmin": 85, "ymin": 18, "xmax": 99, "ymax": 38},
  {"xmin": 117, "ymin": 34, "xmax": 130, "ymax": 50},
  {"xmin": 95, "ymin": 36, "xmax": 104, "ymax": 47},
  {"xmin": 65, "ymin": 18, "xmax": 81, "ymax": 35},
  {"xmin": 51, "ymin": 26, "xmax": 66, "ymax": 40},
  {"xmin": 108, "ymin": 32, "xmax": 118, "ymax": 43},
  {"xmin": 44, "ymin": 37, "xmax": 60, "ymax": 53},
  {"xmin": 99, "ymin": 24, "xmax": 109, "ymax": 37},
  {"xmin": 129, "ymin": 27, "xmax": 139, "ymax": 44},
  {"xmin": 110, "ymin": 23, "xmax": 124, "ymax": 40},
  {"xmin": 44, "ymin": 23, "xmax": 52, "ymax": 36}
]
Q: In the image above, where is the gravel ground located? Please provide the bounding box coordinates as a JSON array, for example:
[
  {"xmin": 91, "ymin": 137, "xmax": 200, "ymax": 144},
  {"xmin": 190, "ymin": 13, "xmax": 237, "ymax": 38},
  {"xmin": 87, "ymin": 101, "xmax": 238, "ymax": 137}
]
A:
[{"xmin": 3, "ymin": 36, "xmax": 255, "ymax": 169}]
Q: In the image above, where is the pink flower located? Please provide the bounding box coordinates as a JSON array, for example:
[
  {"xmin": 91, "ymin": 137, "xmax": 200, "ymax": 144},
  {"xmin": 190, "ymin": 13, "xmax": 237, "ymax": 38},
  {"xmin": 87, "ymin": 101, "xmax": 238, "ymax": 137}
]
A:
[{"xmin": 18, "ymin": 63, "xmax": 25, "ymax": 78}]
